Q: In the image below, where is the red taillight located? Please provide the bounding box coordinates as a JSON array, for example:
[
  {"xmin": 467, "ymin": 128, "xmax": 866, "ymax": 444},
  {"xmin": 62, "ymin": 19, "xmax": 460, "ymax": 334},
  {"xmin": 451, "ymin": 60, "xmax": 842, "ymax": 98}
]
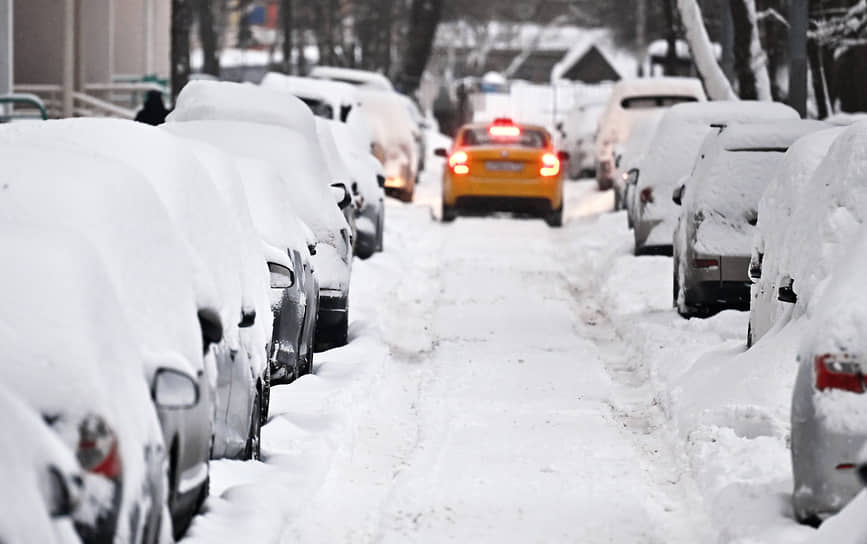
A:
[
  {"xmin": 640, "ymin": 187, "xmax": 653, "ymax": 204},
  {"xmin": 489, "ymin": 125, "xmax": 521, "ymax": 137},
  {"xmin": 815, "ymin": 354, "xmax": 865, "ymax": 393},
  {"xmin": 449, "ymin": 151, "xmax": 469, "ymax": 175},
  {"xmin": 693, "ymin": 259, "xmax": 719, "ymax": 268},
  {"xmin": 540, "ymin": 152, "xmax": 560, "ymax": 177},
  {"xmin": 77, "ymin": 415, "xmax": 122, "ymax": 480}
]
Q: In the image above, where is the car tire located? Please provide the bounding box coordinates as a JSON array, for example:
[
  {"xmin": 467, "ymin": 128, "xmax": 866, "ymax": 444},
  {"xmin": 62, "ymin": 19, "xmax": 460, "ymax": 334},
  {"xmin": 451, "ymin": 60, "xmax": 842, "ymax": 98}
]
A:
[
  {"xmin": 747, "ymin": 322, "xmax": 753, "ymax": 349},
  {"xmin": 545, "ymin": 204, "xmax": 563, "ymax": 228},
  {"xmin": 245, "ymin": 391, "xmax": 262, "ymax": 461},
  {"xmin": 260, "ymin": 368, "xmax": 271, "ymax": 427},
  {"xmin": 597, "ymin": 178, "xmax": 613, "ymax": 191},
  {"xmin": 441, "ymin": 204, "xmax": 457, "ymax": 223},
  {"xmin": 376, "ymin": 210, "xmax": 384, "ymax": 252},
  {"xmin": 400, "ymin": 189, "xmax": 414, "ymax": 203}
]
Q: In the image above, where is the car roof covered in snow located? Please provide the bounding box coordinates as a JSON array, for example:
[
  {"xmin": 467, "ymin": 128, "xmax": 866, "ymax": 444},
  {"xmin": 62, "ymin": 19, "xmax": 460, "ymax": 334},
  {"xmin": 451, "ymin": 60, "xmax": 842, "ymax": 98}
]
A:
[
  {"xmin": 309, "ymin": 65, "xmax": 394, "ymax": 92},
  {"xmin": 261, "ymin": 72, "xmax": 360, "ymax": 108},
  {"xmin": 608, "ymin": 77, "xmax": 707, "ymax": 101},
  {"xmin": 327, "ymin": 118, "xmax": 383, "ymax": 202},
  {"xmin": 169, "ymin": 79, "xmax": 317, "ymax": 136},
  {"xmin": 0, "ymin": 142, "xmax": 203, "ymax": 377},
  {"xmin": 357, "ymin": 88, "xmax": 417, "ymax": 169}
]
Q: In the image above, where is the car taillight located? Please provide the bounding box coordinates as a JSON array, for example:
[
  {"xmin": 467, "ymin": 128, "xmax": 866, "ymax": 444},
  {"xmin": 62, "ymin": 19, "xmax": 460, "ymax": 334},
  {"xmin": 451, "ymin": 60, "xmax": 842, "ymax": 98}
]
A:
[
  {"xmin": 77, "ymin": 415, "xmax": 121, "ymax": 480},
  {"xmin": 449, "ymin": 151, "xmax": 469, "ymax": 175},
  {"xmin": 540, "ymin": 153, "xmax": 560, "ymax": 177},
  {"xmin": 640, "ymin": 187, "xmax": 653, "ymax": 204},
  {"xmin": 693, "ymin": 259, "xmax": 719, "ymax": 268},
  {"xmin": 815, "ymin": 354, "xmax": 865, "ymax": 393}
]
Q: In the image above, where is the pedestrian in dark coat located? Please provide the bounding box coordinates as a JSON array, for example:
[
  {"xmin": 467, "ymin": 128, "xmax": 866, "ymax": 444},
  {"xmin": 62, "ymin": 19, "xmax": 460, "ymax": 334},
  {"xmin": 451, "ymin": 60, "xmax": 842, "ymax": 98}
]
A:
[{"xmin": 135, "ymin": 90, "xmax": 169, "ymax": 126}]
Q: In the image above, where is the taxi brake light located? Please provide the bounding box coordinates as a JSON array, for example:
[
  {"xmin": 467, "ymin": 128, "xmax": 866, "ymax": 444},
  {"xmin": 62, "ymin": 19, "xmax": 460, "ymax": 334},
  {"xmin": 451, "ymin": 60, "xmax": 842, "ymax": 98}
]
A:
[
  {"xmin": 449, "ymin": 150, "xmax": 469, "ymax": 175},
  {"xmin": 540, "ymin": 152, "xmax": 560, "ymax": 177}
]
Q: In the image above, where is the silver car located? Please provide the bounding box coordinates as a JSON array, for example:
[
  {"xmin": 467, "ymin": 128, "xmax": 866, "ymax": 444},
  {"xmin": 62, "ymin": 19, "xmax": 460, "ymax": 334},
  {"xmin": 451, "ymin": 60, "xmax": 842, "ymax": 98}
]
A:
[{"xmin": 672, "ymin": 120, "xmax": 826, "ymax": 317}]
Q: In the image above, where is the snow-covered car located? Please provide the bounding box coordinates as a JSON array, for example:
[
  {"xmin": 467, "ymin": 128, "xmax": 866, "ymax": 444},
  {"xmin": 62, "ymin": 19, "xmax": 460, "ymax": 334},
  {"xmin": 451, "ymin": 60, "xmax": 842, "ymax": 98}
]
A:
[
  {"xmin": 261, "ymin": 71, "xmax": 360, "ymax": 122},
  {"xmin": 791, "ymin": 225, "xmax": 867, "ymax": 525},
  {"xmin": 0, "ymin": 146, "xmax": 211, "ymax": 541},
  {"xmin": 594, "ymin": 77, "xmax": 706, "ymax": 191},
  {"xmin": 615, "ymin": 109, "xmax": 664, "ymax": 213},
  {"xmin": 328, "ymin": 118, "xmax": 386, "ymax": 258},
  {"xmin": 671, "ymin": 120, "xmax": 828, "ymax": 317},
  {"xmin": 0, "ymin": 381, "xmax": 85, "ymax": 544},
  {"xmin": 561, "ymin": 100, "xmax": 606, "ymax": 179},
  {"xmin": 633, "ymin": 100, "xmax": 799, "ymax": 255},
  {"xmin": 747, "ymin": 127, "xmax": 844, "ymax": 346},
  {"xmin": 314, "ymin": 116, "xmax": 358, "ymax": 249},
  {"xmin": 357, "ymin": 88, "xmax": 420, "ymax": 202},
  {"xmin": 164, "ymin": 124, "xmax": 313, "ymax": 387},
  {"xmin": 309, "ymin": 65, "xmax": 395, "ymax": 92},
  {"xmin": 168, "ymin": 80, "xmax": 354, "ymax": 349},
  {"xmin": 398, "ymin": 93, "xmax": 428, "ymax": 175}
]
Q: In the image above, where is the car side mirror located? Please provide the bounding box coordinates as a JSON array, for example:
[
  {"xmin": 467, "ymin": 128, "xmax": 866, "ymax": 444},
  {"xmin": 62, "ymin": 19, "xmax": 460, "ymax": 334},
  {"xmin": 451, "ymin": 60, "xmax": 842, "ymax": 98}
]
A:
[
  {"xmin": 557, "ymin": 150, "xmax": 570, "ymax": 162},
  {"xmin": 351, "ymin": 181, "xmax": 360, "ymax": 195},
  {"xmin": 238, "ymin": 307, "xmax": 256, "ymax": 328},
  {"xmin": 858, "ymin": 462, "xmax": 867, "ymax": 486},
  {"xmin": 672, "ymin": 184, "xmax": 685, "ymax": 206},
  {"xmin": 748, "ymin": 253, "xmax": 763, "ymax": 283},
  {"xmin": 330, "ymin": 183, "xmax": 353, "ymax": 210},
  {"xmin": 268, "ymin": 262, "xmax": 295, "ymax": 289},
  {"xmin": 434, "ymin": 148, "xmax": 448, "ymax": 158},
  {"xmin": 376, "ymin": 174, "xmax": 385, "ymax": 188},
  {"xmin": 626, "ymin": 168, "xmax": 639, "ymax": 185},
  {"xmin": 152, "ymin": 368, "xmax": 199, "ymax": 409},
  {"xmin": 197, "ymin": 308, "xmax": 223, "ymax": 353},
  {"xmin": 778, "ymin": 278, "xmax": 798, "ymax": 304}
]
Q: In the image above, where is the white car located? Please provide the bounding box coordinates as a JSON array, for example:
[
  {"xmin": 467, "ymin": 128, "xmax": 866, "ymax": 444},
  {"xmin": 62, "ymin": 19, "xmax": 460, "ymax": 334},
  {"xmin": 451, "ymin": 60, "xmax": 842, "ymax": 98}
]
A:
[
  {"xmin": 261, "ymin": 71, "xmax": 360, "ymax": 122},
  {"xmin": 632, "ymin": 100, "xmax": 799, "ymax": 255},
  {"xmin": 0, "ymin": 145, "xmax": 208, "ymax": 541},
  {"xmin": 561, "ymin": 100, "xmax": 606, "ymax": 179},
  {"xmin": 168, "ymin": 80, "xmax": 354, "ymax": 349},
  {"xmin": 747, "ymin": 127, "xmax": 843, "ymax": 346},
  {"xmin": 595, "ymin": 77, "xmax": 706, "ymax": 190},
  {"xmin": 615, "ymin": 109, "xmax": 664, "ymax": 214},
  {"xmin": 309, "ymin": 65, "xmax": 395, "ymax": 92}
]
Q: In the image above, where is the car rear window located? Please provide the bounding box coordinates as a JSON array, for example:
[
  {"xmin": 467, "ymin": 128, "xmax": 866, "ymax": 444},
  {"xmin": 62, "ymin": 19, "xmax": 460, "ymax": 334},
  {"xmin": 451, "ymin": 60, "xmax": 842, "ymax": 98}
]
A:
[
  {"xmin": 299, "ymin": 97, "xmax": 334, "ymax": 120},
  {"xmin": 460, "ymin": 128, "xmax": 548, "ymax": 148},
  {"xmin": 621, "ymin": 95, "xmax": 699, "ymax": 109}
]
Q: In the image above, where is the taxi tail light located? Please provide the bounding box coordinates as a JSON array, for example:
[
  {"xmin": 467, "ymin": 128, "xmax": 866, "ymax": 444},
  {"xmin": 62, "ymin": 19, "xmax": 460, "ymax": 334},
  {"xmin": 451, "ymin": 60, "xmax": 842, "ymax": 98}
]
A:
[
  {"xmin": 540, "ymin": 153, "xmax": 560, "ymax": 177},
  {"xmin": 449, "ymin": 151, "xmax": 469, "ymax": 175},
  {"xmin": 815, "ymin": 354, "xmax": 865, "ymax": 393}
]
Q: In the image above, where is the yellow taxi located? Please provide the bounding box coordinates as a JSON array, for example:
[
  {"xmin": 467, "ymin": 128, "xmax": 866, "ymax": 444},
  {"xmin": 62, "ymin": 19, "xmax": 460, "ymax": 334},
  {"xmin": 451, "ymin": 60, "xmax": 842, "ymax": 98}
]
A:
[{"xmin": 434, "ymin": 118, "xmax": 568, "ymax": 227}]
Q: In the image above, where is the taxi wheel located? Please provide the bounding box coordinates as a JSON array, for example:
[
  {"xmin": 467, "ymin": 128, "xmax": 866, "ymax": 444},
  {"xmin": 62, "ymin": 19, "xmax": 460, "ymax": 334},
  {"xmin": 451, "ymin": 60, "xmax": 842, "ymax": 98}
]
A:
[
  {"xmin": 544, "ymin": 205, "xmax": 563, "ymax": 228},
  {"xmin": 441, "ymin": 204, "xmax": 457, "ymax": 223}
]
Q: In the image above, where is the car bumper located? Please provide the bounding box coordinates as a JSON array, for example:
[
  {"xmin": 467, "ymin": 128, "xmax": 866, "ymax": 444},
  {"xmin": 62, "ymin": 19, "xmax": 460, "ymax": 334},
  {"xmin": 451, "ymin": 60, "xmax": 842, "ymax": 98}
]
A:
[
  {"xmin": 684, "ymin": 280, "xmax": 751, "ymax": 310},
  {"xmin": 444, "ymin": 174, "xmax": 562, "ymax": 210},
  {"xmin": 318, "ymin": 288, "xmax": 348, "ymax": 327}
]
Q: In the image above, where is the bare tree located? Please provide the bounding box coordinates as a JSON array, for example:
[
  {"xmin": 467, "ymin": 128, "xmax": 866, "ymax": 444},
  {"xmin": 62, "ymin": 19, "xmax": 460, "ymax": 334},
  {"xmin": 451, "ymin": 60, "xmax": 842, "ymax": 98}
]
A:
[
  {"xmin": 171, "ymin": 0, "xmax": 193, "ymax": 101},
  {"xmin": 729, "ymin": 0, "xmax": 771, "ymax": 99},
  {"xmin": 677, "ymin": 0, "xmax": 737, "ymax": 99},
  {"xmin": 280, "ymin": 0, "xmax": 293, "ymax": 73},
  {"xmin": 196, "ymin": 0, "xmax": 220, "ymax": 77},
  {"xmin": 396, "ymin": 0, "xmax": 445, "ymax": 93}
]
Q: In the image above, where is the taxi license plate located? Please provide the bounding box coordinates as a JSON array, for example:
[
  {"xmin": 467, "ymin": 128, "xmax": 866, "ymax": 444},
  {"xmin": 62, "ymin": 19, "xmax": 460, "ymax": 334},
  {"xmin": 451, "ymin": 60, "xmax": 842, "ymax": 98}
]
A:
[{"xmin": 485, "ymin": 161, "xmax": 523, "ymax": 172}]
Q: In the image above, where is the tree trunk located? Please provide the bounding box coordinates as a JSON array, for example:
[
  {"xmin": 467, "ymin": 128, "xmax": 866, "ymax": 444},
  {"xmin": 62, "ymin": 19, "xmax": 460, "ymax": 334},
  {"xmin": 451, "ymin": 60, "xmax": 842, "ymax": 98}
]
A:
[
  {"xmin": 396, "ymin": 0, "xmax": 444, "ymax": 93},
  {"xmin": 171, "ymin": 0, "xmax": 193, "ymax": 101},
  {"xmin": 280, "ymin": 0, "xmax": 293, "ymax": 73},
  {"xmin": 729, "ymin": 0, "xmax": 771, "ymax": 100},
  {"xmin": 378, "ymin": 0, "xmax": 394, "ymax": 74},
  {"xmin": 677, "ymin": 0, "xmax": 737, "ymax": 100},
  {"xmin": 807, "ymin": 38, "xmax": 830, "ymax": 119},
  {"xmin": 237, "ymin": 0, "xmax": 253, "ymax": 49},
  {"xmin": 196, "ymin": 0, "xmax": 220, "ymax": 77},
  {"xmin": 662, "ymin": 0, "xmax": 679, "ymax": 75}
]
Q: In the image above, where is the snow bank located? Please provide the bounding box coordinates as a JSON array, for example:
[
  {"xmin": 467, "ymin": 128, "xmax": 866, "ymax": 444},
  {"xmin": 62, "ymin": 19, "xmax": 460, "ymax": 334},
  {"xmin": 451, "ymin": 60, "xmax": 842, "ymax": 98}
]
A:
[{"xmin": 636, "ymin": 101, "xmax": 799, "ymax": 247}]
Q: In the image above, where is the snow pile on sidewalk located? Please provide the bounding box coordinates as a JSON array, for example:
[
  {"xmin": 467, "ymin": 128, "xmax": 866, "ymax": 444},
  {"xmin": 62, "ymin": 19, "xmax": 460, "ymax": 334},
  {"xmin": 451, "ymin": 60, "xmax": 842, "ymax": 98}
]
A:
[{"xmin": 567, "ymin": 210, "xmax": 816, "ymax": 543}]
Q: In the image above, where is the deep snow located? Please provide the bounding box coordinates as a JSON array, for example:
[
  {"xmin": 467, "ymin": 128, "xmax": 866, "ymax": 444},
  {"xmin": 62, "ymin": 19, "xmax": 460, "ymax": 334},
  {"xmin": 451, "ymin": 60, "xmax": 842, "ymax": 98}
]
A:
[{"xmin": 181, "ymin": 138, "xmax": 833, "ymax": 543}]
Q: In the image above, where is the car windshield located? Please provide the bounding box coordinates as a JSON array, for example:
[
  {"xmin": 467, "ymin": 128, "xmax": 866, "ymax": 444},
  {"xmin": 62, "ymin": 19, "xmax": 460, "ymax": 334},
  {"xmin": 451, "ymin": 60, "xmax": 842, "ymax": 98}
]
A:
[
  {"xmin": 460, "ymin": 127, "xmax": 547, "ymax": 148},
  {"xmin": 621, "ymin": 95, "xmax": 699, "ymax": 109},
  {"xmin": 299, "ymin": 97, "xmax": 334, "ymax": 120}
]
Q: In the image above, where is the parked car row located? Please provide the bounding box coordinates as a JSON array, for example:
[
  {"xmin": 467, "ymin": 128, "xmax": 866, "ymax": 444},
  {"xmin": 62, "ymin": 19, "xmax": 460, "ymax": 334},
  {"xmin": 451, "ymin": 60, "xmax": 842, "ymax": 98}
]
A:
[
  {"xmin": 618, "ymin": 94, "xmax": 867, "ymax": 527},
  {"xmin": 0, "ymin": 66, "xmax": 421, "ymax": 542}
]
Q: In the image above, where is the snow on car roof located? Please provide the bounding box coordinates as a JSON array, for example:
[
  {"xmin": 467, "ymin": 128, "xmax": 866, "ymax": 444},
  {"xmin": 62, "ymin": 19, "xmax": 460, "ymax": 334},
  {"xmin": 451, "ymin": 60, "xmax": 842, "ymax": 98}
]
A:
[
  {"xmin": 609, "ymin": 77, "xmax": 707, "ymax": 100},
  {"xmin": 309, "ymin": 65, "xmax": 394, "ymax": 91},
  {"xmin": 163, "ymin": 119, "xmax": 348, "ymax": 246},
  {"xmin": 357, "ymin": 89, "xmax": 416, "ymax": 162},
  {"xmin": 687, "ymin": 120, "xmax": 830, "ymax": 255},
  {"xmin": 0, "ymin": 142, "xmax": 203, "ymax": 378},
  {"xmin": 169, "ymin": 79, "xmax": 317, "ymax": 137},
  {"xmin": 261, "ymin": 72, "xmax": 360, "ymax": 107}
]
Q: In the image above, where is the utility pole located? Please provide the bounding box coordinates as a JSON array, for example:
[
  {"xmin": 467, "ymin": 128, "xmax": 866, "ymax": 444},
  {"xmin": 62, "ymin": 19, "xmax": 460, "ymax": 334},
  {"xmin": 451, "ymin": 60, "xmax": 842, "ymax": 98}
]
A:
[
  {"xmin": 636, "ymin": 0, "xmax": 646, "ymax": 76},
  {"xmin": 0, "ymin": 0, "xmax": 11, "ymax": 100},
  {"xmin": 789, "ymin": 0, "xmax": 808, "ymax": 117},
  {"xmin": 63, "ymin": 0, "xmax": 75, "ymax": 118}
]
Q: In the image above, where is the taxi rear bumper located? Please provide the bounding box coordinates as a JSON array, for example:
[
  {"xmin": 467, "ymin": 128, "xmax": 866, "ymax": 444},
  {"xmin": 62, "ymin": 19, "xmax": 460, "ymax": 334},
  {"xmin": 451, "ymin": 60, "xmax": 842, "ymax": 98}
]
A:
[{"xmin": 444, "ymin": 174, "xmax": 562, "ymax": 209}]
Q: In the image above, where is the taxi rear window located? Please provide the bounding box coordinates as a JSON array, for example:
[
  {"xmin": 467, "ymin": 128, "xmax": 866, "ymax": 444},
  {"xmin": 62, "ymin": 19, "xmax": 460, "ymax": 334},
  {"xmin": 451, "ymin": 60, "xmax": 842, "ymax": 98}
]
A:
[{"xmin": 460, "ymin": 128, "xmax": 548, "ymax": 148}]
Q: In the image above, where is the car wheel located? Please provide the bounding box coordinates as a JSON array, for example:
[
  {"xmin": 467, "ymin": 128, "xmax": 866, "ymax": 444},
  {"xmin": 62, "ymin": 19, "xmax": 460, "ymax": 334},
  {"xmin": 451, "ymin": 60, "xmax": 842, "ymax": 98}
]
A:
[
  {"xmin": 400, "ymin": 189, "xmax": 414, "ymax": 203},
  {"xmin": 673, "ymin": 262, "xmax": 680, "ymax": 308},
  {"xmin": 597, "ymin": 178, "xmax": 613, "ymax": 191},
  {"xmin": 376, "ymin": 211, "xmax": 384, "ymax": 252},
  {"xmin": 441, "ymin": 204, "xmax": 457, "ymax": 223},
  {"xmin": 260, "ymin": 369, "xmax": 271, "ymax": 427},
  {"xmin": 545, "ymin": 204, "xmax": 563, "ymax": 228},
  {"xmin": 747, "ymin": 322, "xmax": 753, "ymax": 349},
  {"xmin": 245, "ymin": 391, "xmax": 262, "ymax": 461}
]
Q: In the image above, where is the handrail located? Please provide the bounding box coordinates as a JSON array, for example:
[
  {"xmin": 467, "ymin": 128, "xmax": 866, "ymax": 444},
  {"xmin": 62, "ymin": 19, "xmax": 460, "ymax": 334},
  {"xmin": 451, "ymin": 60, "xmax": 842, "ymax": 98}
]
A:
[
  {"xmin": 72, "ymin": 92, "xmax": 135, "ymax": 119},
  {"xmin": 84, "ymin": 82, "xmax": 165, "ymax": 94},
  {"xmin": 0, "ymin": 93, "xmax": 48, "ymax": 120}
]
